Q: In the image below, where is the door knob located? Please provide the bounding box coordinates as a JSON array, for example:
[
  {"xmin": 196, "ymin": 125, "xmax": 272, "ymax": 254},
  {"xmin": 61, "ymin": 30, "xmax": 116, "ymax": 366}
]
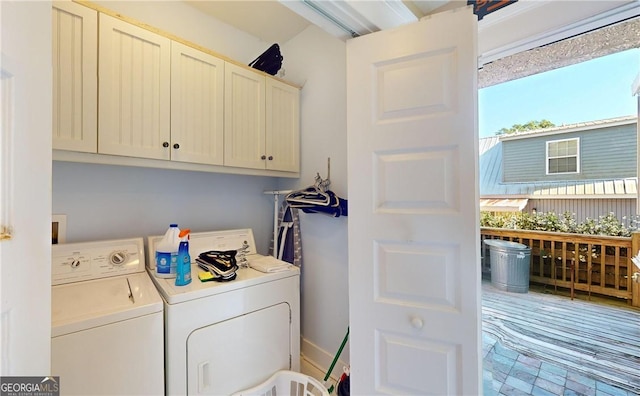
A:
[
  {"xmin": 162, "ymin": 142, "xmax": 169, "ymax": 148},
  {"xmin": 268, "ymin": 156, "xmax": 273, "ymax": 160},
  {"xmin": 173, "ymin": 143, "xmax": 180, "ymax": 149},
  {"xmin": 410, "ymin": 316, "xmax": 424, "ymax": 329},
  {"xmin": 261, "ymin": 155, "xmax": 266, "ymax": 160}
]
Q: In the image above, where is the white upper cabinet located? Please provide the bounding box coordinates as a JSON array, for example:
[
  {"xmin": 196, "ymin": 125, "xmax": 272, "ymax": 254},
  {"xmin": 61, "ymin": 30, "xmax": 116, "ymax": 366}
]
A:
[
  {"xmin": 98, "ymin": 14, "xmax": 171, "ymax": 160},
  {"xmin": 52, "ymin": 2, "xmax": 98, "ymax": 153},
  {"xmin": 266, "ymin": 78, "xmax": 300, "ymax": 172},
  {"xmin": 170, "ymin": 42, "xmax": 225, "ymax": 166},
  {"xmin": 52, "ymin": 4, "xmax": 300, "ymax": 176},
  {"xmin": 224, "ymin": 62, "xmax": 267, "ymax": 170},
  {"xmin": 224, "ymin": 63, "xmax": 300, "ymax": 172}
]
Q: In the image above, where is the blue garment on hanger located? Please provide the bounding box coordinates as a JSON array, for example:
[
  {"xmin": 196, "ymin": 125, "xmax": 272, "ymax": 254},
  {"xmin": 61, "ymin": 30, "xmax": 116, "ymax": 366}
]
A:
[
  {"xmin": 269, "ymin": 202, "xmax": 302, "ymax": 267},
  {"xmin": 280, "ymin": 204, "xmax": 295, "ymax": 263}
]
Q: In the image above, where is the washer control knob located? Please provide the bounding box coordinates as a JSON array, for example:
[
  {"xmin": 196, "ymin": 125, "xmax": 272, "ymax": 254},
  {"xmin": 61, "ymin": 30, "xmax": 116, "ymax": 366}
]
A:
[{"xmin": 109, "ymin": 251, "xmax": 127, "ymax": 266}]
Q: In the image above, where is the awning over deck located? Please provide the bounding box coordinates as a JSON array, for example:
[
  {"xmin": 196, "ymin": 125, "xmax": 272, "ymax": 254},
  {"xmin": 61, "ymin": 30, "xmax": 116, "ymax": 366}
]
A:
[{"xmin": 480, "ymin": 198, "xmax": 528, "ymax": 212}]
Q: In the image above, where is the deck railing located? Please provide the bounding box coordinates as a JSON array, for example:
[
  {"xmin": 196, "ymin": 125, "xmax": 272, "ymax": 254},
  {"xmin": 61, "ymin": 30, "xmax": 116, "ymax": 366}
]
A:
[{"xmin": 481, "ymin": 228, "xmax": 640, "ymax": 307}]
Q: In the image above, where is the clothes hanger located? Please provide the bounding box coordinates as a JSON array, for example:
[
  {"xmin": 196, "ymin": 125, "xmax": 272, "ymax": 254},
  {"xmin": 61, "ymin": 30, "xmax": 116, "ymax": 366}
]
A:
[
  {"xmin": 286, "ymin": 185, "xmax": 331, "ymax": 206},
  {"xmin": 286, "ymin": 158, "xmax": 333, "ymax": 206}
]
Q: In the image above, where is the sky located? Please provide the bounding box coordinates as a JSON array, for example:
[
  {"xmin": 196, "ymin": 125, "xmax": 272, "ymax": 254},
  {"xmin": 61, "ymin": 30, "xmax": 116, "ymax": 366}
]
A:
[{"xmin": 478, "ymin": 48, "xmax": 639, "ymax": 138}]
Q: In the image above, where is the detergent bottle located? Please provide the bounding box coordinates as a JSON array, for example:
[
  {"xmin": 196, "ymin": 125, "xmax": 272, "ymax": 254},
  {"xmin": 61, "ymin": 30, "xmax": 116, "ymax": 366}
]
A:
[
  {"xmin": 175, "ymin": 229, "xmax": 192, "ymax": 286},
  {"xmin": 155, "ymin": 224, "xmax": 180, "ymax": 278}
]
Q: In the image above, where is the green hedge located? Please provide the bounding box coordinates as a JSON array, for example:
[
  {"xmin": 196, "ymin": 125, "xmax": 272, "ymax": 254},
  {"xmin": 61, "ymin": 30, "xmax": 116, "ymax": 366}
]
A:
[{"xmin": 480, "ymin": 211, "xmax": 639, "ymax": 237}]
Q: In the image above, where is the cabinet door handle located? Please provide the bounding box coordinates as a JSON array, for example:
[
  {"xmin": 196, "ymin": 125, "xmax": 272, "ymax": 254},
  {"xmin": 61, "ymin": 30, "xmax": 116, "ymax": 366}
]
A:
[
  {"xmin": 268, "ymin": 156, "xmax": 273, "ymax": 160},
  {"xmin": 261, "ymin": 155, "xmax": 266, "ymax": 160},
  {"xmin": 173, "ymin": 143, "xmax": 180, "ymax": 149},
  {"xmin": 162, "ymin": 142, "xmax": 169, "ymax": 148}
]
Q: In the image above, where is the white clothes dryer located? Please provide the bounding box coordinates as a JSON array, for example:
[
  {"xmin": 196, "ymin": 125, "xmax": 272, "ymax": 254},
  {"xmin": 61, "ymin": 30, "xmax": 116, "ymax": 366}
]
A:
[
  {"xmin": 147, "ymin": 229, "xmax": 300, "ymax": 395},
  {"xmin": 51, "ymin": 238, "xmax": 164, "ymax": 396}
]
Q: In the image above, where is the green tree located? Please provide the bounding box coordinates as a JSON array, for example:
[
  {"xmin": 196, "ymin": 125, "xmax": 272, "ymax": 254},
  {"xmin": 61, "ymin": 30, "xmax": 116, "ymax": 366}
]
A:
[{"xmin": 495, "ymin": 119, "xmax": 556, "ymax": 135}]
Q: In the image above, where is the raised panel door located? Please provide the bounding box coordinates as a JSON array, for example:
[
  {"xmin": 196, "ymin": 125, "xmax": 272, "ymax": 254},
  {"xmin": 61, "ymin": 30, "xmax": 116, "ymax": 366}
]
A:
[
  {"xmin": 52, "ymin": 2, "xmax": 97, "ymax": 153},
  {"xmin": 266, "ymin": 79, "xmax": 299, "ymax": 172},
  {"xmin": 347, "ymin": 8, "xmax": 481, "ymax": 394},
  {"xmin": 171, "ymin": 41, "xmax": 224, "ymax": 165},
  {"xmin": 224, "ymin": 62, "xmax": 266, "ymax": 169},
  {"xmin": 98, "ymin": 14, "xmax": 171, "ymax": 160}
]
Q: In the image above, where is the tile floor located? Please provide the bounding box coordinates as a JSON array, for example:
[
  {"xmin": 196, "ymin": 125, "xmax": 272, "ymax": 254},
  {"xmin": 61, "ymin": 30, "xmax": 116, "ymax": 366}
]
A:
[{"xmin": 482, "ymin": 332, "xmax": 635, "ymax": 396}]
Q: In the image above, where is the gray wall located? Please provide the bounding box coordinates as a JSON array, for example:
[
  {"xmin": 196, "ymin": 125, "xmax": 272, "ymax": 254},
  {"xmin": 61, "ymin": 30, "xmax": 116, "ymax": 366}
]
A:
[
  {"xmin": 503, "ymin": 123, "xmax": 637, "ymax": 182},
  {"xmin": 277, "ymin": 25, "xmax": 350, "ymax": 371},
  {"xmin": 52, "ymin": 162, "xmax": 278, "ymax": 252}
]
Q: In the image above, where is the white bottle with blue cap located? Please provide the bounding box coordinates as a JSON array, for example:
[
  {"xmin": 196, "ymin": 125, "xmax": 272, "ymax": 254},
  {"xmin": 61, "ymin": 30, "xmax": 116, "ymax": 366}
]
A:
[{"xmin": 155, "ymin": 224, "xmax": 180, "ymax": 278}]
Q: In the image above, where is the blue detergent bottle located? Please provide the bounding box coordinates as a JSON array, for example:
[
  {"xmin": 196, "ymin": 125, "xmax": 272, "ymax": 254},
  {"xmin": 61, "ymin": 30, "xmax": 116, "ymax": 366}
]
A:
[{"xmin": 175, "ymin": 229, "xmax": 192, "ymax": 286}]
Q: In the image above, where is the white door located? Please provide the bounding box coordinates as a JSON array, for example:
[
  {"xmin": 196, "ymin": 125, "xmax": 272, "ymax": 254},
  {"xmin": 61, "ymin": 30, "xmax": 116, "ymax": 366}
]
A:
[
  {"xmin": 98, "ymin": 14, "xmax": 171, "ymax": 160},
  {"xmin": 347, "ymin": 7, "xmax": 480, "ymax": 395},
  {"xmin": 52, "ymin": 2, "xmax": 98, "ymax": 153},
  {"xmin": 186, "ymin": 303, "xmax": 291, "ymax": 395},
  {"xmin": 1, "ymin": 1, "xmax": 52, "ymax": 375},
  {"xmin": 266, "ymin": 78, "xmax": 300, "ymax": 172},
  {"xmin": 224, "ymin": 62, "xmax": 266, "ymax": 169},
  {"xmin": 171, "ymin": 41, "xmax": 225, "ymax": 165}
]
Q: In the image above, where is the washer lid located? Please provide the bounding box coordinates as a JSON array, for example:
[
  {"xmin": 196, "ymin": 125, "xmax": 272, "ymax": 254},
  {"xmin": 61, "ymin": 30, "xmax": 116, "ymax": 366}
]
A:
[{"xmin": 51, "ymin": 272, "xmax": 162, "ymax": 337}]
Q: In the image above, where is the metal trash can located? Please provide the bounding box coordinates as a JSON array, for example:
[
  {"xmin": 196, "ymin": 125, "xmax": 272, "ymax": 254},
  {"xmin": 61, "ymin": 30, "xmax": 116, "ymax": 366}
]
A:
[{"xmin": 483, "ymin": 239, "xmax": 531, "ymax": 293}]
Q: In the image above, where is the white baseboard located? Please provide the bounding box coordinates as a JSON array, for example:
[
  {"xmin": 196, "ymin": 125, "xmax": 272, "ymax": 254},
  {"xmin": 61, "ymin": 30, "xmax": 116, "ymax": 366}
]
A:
[{"xmin": 300, "ymin": 336, "xmax": 349, "ymax": 383}]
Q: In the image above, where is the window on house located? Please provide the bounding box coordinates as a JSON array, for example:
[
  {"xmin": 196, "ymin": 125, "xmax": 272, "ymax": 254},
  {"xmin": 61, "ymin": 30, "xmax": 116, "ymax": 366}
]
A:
[{"xmin": 546, "ymin": 138, "xmax": 579, "ymax": 174}]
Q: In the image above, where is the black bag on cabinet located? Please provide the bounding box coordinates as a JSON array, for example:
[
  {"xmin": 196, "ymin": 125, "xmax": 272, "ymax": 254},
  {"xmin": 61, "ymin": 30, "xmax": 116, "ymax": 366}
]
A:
[{"xmin": 248, "ymin": 43, "xmax": 283, "ymax": 76}]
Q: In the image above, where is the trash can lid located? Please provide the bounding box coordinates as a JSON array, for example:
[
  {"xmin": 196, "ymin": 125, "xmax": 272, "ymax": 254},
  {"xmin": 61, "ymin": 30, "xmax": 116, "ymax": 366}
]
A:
[{"xmin": 483, "ymin": 239, "xmax": 529, "ymax": 250}]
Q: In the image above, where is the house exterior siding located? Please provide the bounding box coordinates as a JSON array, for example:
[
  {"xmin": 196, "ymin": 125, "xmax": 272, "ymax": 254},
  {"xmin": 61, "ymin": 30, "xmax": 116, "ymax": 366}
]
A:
[
  {"xmin": 524, "ymin": 198, "xmax": 636, "ymax": 223},
  {"xmin": 503, "ymin": 123, "xmax": 637, "ymax": 183}
]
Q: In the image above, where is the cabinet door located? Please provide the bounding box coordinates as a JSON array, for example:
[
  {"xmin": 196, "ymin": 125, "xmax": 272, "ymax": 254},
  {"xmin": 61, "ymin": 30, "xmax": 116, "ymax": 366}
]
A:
[
  {"xmin": 52, "ymin": 2, "xmax": 97, "ymax": 153},
  {"xmin": 98, "ymin": 14, "xmax": 171, "ymax": 160},
  {"xmin": 266, "ymin": 79, "xmax": 300, "ymax": 172},
  {"xmin": 171, "ymin": 42, "xmax": 224, "ymax": 165},
  {"xmin": 224, "ymin": 63, "xmax": 266, "ymax": 169}
]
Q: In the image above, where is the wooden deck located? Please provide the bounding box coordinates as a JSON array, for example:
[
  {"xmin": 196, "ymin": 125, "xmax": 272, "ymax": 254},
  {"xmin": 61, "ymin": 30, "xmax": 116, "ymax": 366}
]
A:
[{"xmin": 482, "ymin": 281, "xmax": 640, "ymax": 393}]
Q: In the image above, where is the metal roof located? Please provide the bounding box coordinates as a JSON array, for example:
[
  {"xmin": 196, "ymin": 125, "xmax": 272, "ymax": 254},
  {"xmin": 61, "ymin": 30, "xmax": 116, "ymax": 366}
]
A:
[
  {"xmin": 498, "ymin": 115, "xmax": 637, "ymax": 141},
  {"xmin": 480, "ymin": 198, "xmax": 529, "ymax": 212},
  {"xmin": 479, "ymin": 128, "xmax": 638, "ymax": 199}
]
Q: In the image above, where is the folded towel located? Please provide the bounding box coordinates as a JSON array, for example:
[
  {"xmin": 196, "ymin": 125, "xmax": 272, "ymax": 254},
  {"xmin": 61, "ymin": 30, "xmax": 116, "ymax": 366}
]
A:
[{"xmin": 250, "ymin": 256, "xmax": 291, "ymax": 273}]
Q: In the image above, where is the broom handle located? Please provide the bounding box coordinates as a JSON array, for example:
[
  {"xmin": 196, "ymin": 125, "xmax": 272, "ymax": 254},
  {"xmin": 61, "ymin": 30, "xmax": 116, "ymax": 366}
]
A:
[{"xmin": 324, "ymin": 327, "xmax": 350, "ymax": 382}]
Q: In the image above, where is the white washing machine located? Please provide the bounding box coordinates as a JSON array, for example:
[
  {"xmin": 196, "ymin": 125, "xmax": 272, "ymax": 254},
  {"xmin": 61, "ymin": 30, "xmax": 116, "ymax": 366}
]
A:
[
  {"xmin": 51, "ymin": 238, "xmax": 164, "ymax": 395},
  {"xmin": 147, "ymin": 229, "xmax": 300, "ymax": 395}
]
